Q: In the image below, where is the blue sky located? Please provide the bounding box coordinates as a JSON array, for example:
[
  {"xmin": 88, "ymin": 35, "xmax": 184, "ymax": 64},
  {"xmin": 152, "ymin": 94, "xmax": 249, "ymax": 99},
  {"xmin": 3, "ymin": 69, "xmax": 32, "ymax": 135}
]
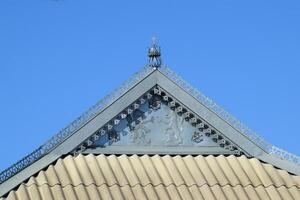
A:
[{"xmin": 0, "ymin": 1, "xmax": 299, "ymax": 171}]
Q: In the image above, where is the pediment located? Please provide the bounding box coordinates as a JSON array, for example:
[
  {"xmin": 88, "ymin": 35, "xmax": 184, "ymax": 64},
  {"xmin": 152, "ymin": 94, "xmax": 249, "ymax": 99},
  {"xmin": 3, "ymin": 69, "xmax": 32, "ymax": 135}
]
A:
[{"xmin": 79, "ymin": 86, "xmax": 240, "ymax": 155}]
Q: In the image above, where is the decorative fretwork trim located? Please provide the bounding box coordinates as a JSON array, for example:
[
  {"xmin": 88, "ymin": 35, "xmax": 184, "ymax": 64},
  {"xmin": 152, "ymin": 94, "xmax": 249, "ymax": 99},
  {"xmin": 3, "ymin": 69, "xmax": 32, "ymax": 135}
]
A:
[
  {"xmin": 73, "ymin": 86, "xmax": 245, "ymax": 156},
  {"xmin": 0, "ymin": 66, "xmax": 155, "ymax": 184},
  {"xmin": 159, "ymin": 66, "xmax": 300, "ymax": 164}
]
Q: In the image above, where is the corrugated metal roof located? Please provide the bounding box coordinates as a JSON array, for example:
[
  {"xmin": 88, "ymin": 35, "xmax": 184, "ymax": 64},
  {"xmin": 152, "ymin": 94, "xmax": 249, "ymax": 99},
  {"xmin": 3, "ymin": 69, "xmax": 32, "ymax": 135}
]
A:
[{"xmin": 1, "ymin": 154, "xmax": 300, "ymax": 200}]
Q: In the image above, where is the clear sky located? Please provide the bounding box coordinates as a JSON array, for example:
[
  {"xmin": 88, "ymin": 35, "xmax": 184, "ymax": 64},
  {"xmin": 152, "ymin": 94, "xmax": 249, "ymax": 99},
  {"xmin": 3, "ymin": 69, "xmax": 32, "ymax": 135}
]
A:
[{"xmin": 0, "ymin": 1, "xmax": 299, "ymax": 171}]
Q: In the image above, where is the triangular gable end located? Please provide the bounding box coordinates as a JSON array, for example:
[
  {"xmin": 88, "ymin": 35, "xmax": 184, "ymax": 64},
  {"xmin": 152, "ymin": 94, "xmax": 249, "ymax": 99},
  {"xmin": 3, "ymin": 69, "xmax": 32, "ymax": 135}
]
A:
[
  {"xmin": 1, "ymin": 66, "xmax": 300, "ymax": 197},
  {"xmin": 79, "ymin": 85, "xmax": 242, "ymax": 156}
]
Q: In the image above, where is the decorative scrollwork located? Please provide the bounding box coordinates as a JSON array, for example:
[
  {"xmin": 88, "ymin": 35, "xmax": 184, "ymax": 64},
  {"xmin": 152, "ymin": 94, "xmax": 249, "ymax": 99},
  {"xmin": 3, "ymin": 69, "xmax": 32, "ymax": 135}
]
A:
[
  {"xmin": 160, "ymin": 107, "xmax": 184, "ymax": 146},
  {"xmin": 149, "ymin": 96, "xmax": 162, "ymax": 110},
  {"xmin": 108, "ymin": 130, "xmax": 120, "ymax": 143},
  {"xmin": 192, "ymin": 131, "xmax": 204, "ymax": 143},
  {"xmin": 130, "ymin": 116, "xmax": 153, "ymax": 145}
]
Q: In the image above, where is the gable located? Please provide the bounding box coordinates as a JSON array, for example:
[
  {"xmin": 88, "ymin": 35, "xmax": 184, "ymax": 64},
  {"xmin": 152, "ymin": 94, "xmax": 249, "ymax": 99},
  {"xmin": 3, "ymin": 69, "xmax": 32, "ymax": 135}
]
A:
[
  {"xmin": 79, "ymin": 85, "xmax": 242, "ymax": 156},
  {"xmin": 1, "ymin": 66, "xmax": 300, "ymax": 197}
]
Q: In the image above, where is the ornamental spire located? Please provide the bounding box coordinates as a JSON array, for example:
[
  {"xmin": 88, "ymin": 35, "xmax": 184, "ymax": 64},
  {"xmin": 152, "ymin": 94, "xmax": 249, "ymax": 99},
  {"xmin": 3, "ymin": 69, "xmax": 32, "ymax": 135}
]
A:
[{"xmin": 148, "ymin": 37, "xmax": 162, "ymax": 69}]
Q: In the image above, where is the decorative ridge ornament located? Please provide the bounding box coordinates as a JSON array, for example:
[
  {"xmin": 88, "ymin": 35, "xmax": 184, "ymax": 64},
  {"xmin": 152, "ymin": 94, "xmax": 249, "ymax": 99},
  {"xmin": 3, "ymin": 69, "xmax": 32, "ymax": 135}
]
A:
[{"xmin": 148, "ymin": 37, "xmax": 162, "ymax": 69}]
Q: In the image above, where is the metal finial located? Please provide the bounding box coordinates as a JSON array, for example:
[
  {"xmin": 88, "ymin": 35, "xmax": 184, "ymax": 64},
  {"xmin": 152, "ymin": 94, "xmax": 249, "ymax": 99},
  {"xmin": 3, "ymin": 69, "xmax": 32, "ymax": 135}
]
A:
[{"xmin": 148, "ymin": 37, "xmax": 162, "ymax": 69}]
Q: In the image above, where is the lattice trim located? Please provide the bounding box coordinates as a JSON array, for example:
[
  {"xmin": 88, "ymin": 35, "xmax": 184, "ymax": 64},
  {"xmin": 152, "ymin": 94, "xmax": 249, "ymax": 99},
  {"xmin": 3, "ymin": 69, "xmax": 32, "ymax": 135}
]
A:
[
  {"xmin": 73, "ymin": 86, "xmax": 245, "ymax": 155},
  {"xmin": 0, "ymin": 66, "xmax": 154, "ymax": 184},
  {"xmin": 159, "ymin": 66, "xmax": 300, "ymax": 164}
]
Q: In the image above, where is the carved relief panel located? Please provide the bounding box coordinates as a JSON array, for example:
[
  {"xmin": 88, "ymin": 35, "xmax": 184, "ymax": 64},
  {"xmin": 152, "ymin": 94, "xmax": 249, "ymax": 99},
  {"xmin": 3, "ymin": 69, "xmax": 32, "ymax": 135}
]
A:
[
  {"xmin": 78, "ymin": 87, "xmax": 243, "ymax": 155},
  {"xmin": 95, "ymin": 98, "xmax": 217, "ymax": 148}
]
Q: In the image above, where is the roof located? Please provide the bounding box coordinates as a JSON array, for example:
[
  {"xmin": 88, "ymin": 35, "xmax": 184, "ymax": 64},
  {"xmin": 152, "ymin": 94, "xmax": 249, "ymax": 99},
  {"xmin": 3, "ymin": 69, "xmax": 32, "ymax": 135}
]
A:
[
  {"xmin": 1, "ymin": 154, "xmax": 300, "ymax": 200},
  {"xmin": 1, "ymin": 65, "xmax": 300, "ymax": 197}
]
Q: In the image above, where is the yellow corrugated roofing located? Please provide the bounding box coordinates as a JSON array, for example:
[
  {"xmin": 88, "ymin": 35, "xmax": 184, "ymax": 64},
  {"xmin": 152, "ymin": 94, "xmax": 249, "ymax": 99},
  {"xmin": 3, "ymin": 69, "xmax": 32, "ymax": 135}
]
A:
[{"xmin": 2, "ymin": 154, "xmax": 300, "ymax": 200}]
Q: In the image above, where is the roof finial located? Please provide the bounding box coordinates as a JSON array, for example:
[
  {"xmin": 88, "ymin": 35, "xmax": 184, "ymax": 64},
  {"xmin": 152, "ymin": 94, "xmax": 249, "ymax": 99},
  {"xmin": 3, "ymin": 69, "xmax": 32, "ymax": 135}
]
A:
[{"xmin": 148, "ymin": 37, "xmax": 162, "ymax": 69}]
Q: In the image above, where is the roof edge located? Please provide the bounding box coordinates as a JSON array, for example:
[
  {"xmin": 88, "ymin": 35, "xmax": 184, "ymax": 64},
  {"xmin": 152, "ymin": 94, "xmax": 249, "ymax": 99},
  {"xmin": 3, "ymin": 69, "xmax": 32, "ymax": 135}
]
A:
[
  {"xmin": 158, "ymin": 66, "xmax": 300, "ymax": 166},
  {"xmin": 0, "ymin": 66, "xmax": 156, "ymax": 185}
]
